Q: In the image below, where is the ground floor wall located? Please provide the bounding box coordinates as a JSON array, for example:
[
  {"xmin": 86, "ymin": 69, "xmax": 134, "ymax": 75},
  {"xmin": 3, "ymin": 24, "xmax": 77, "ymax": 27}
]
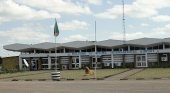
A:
[
  {"xmin": 2, "ymin": 56, "xmax": 19, "ymax": 71},
  {"xmin": 19, "ymin": 53, "xmax": 170, "ymax": 70}
]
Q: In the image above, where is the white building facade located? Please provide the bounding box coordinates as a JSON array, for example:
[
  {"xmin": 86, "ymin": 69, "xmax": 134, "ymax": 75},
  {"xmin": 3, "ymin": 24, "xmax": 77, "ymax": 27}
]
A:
[{"xmin": 3, "ymin": 38, "xmax": 170, "ymax": 70}]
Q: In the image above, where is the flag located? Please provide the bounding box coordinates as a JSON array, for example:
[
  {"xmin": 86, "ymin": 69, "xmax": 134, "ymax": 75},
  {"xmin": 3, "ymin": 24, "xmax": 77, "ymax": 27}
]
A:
[{"xmin": 54, "ymin": 19, "xmax": 59, "ymax": 37}]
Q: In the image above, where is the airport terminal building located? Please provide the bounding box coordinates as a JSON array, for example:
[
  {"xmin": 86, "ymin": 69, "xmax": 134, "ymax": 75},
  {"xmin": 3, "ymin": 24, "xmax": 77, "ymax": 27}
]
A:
[{"xmin": 3, "ymin": 38, "xmax": 170, "ymax": 70}]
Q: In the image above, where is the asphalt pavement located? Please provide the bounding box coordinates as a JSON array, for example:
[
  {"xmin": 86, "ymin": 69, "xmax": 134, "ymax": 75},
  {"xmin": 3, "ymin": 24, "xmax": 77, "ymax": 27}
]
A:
[{"xmin": 0, "ymin": 80, "xmax": 170, "ymax": 93}]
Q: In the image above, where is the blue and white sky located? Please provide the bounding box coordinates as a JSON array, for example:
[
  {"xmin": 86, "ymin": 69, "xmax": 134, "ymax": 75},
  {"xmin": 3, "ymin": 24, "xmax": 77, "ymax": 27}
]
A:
[{"xmin": 1, "ymin": 0, "xmax": 170, "ymax": 57}]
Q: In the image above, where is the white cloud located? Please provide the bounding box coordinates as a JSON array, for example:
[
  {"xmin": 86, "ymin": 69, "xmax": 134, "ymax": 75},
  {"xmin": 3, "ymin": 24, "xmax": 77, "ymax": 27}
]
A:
[
  {"xmin": 0, "ymin": 23, "xmax": 52, "ymax": 57},
  {"xmin": 63, "ymin": 34, "xmax": 88, "ymax": 42},
  {"xmin": 106, "ymin": 1, "xmax": 112, "ymax": 5},
  {"xmin": 0, "ymin": 44, "xmax": 19, "ymax": 57},
  {"xmin": 87, "ymin": 0, "xmax": 102, "ymax": 5},
  {"xmin": 109, "ymin": 32, "xmax": 144, "ymax": 40},
  {"xmin": 0, "ymin": 24, "xmax": 50, "ymax": 44},
  {"xmin": 128, "ymin": 23, "xmax": 148, "ymax": 29},
  {"xmin": 152, "ymin": 15, "xmax": 170, "ymax": 22},
  {"xmin": 95, "ymin": 5, "xmax": 121, "ymax": 19},
  {"xmin": 0, "ymin": 0, "xmax": 60, "ymax": 23},
  {"xmin": 96, "ymin": 0, "xmax": 170, "ymax": 19},
  {"xmin": 128, "ymin": 25, "xmax": 135, "ymax": 29},
  {"xmin": 153, "ymin": 24, "xmax": 170, "ymax": 34},
  {"xmin": 141, "ymin": 23, "xmax": 149, "ymax": 27},
  {"xmin": 59, "ymin": 20, "xmax": 88, "ymax": 31},
  {"xmin": 15, "ymin": 0, "xmax": 92, "ymax": 15},
  {"xmin": 110, "ymin": 24, "xmax": 170, "ymax": 40}
]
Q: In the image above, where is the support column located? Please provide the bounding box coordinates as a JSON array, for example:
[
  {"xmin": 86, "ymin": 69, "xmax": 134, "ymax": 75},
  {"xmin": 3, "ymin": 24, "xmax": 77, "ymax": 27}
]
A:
[
  {"xmin": 34, "ymin": 49, "xmax": 36, "ymax": 54},
  {"xmin": 134, "ymin": 54, "xmax": 136, "ymax": 68},
  {"xmin": 128, "ymin": 45, "xmax": 130, "ymax": 51},
  {"xmin": 145, "ymin": 52, "xmax": 148, "ymax": 67},
  {"xmin": 38, "ymin": 58, "xmax": 41, "ymax": 70},
  {"xmin": 111, "ymin": 54, "xmax": 114, "ymax": 68},
  {"xmin": 48, "ymin": 56, "xmax": 51, "ymax": 69},
  {"xmin": 122, "ymin": 54, "xmax": 125, "ymax": 68},
  {"xmin": 79, "ymin": 55, "xmax": 81, "ymax": 68},
  {"xmin": 29, "ymin": 57, "xmax": 32, "ymax": 71},
  {"xmin": 157, "ymin": 53, "xmax": 160, "ymax": 67},
  {"xmin": 19, "ymin": 56, "xmax": 22, "ymax": 70},
  {"xmin": 163, "ymin": 43, "xmax": 165, "ymax": 50},
  {"xmin": 64, "ymin": 48, "xmax": 66, "ymax": 53}
]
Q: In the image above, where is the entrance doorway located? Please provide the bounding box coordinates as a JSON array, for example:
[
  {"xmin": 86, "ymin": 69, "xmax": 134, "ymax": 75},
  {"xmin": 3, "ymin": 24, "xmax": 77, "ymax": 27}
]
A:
[
  {"xmin": 92, "ymin": 57, "xmax": 101, "ymax": 68},
  {"xmin": 31, "ymin": 59, "xmax": 38, "ymax": 70},
  {"xmin": 136, "ymin": 55, "xmax": 147, "ymax": 67},
  {"xmin": 72, "ymin": 57, "xmax": 80, "ymax": 69}
]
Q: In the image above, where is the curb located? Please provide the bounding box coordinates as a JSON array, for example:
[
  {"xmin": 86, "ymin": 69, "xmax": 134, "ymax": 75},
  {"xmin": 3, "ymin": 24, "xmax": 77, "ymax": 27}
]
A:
[
  {"xmin": 152, "ymin": 78, "xmax": 161, "ymax": 80},
  {"xmin": 82, "ymin": 78, "xmax": 90, "ymax": 80},
  {"xmin": 38, "ymin": 79, "xmax": 47, "ymax": 81},
  {"xmin": 97, "ymin": 78, "xmax": 105, "ymax": 80},
  {"xmin": 67, "ymin": 78, "xmax": 75, "ymax": 81},
  {"xmin": 24, "ymin": 79, "xmax": 33, "ymax": 81},
  {"xmin": 136, "ymin": 78, "xmax": 145, "ymax": 80},
  {"xmin": 8, "ymin": 77, "xmax": 170, "ymax": 81},
  {"xmin": 11, "ymin": 79, "xmax": 19, "ymax": 81},
  {"xmin": 120, "ymin": 78, "xmax": 128, "ymax": 80}
]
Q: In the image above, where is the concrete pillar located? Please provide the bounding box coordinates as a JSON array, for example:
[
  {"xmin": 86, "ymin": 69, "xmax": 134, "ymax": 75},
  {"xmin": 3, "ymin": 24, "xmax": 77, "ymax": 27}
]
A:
[
  {"xmin": 27, "ymin": 57, "xmax": 32, "ymax": 70},
  {"xmin": 19, "ymin": 56, "xmax": 22, "ymax": 70},
  {"xmin": 128, "ymin": 45, "xmax": 130, "ymax": 51},
  {"xmin": 64, "ymin": 48, "xmax": 66, "ymax": 53},
  {"xmin": 145, "ymin": 53, "xmax": 148, "ymax": 67},
  {"xmin": 48, "ymin": 56, "xmax": 51, "ymax": 69},
  {"xmin": 163, "ymin": 43, "xmax": 165, "ymax": 49},
  {"xmin": 111, "ymin": 54, "xmax": 114, "ymax": 68},
  {"xmin": 38, "ymin": 58, "xmax": 42, "ymax": 70},
  {"xmin": 122, "ymin": 54, "xmax": 125, "ymax": 68},
  {"xmin": 34, "ymin": 49, "xmax": 36, "ymax": 54},
  {"xmin": 79, "ymin": 55, "xmax": 81, "ymax": 68},
  {"xmin": 157, "ymin": 53, "xmax": 160, "ymax": 67},
  {"xmin": 134, "ymin": 54, "xmax": 136, "ymax": 68}
]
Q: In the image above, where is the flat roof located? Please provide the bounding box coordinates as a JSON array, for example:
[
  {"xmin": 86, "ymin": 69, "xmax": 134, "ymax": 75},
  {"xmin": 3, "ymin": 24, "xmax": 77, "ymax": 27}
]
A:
[{"xmin": 3, "ymin": 38, "xmax": 170, "ymax": 51}]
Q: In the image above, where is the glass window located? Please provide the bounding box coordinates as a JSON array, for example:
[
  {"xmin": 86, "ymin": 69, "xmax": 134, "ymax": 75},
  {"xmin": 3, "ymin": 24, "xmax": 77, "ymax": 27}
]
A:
[
  {"xmin": 97, "ymin": 58, "xmax": 101, "ymax": 62},
  {"xmin": 92, "ymin": 58, "xmax": 96, "ymax": 62},
  {"xmin": 72, "ymin": 64, "xmax": 75, "ymax": 68},
  {"xmin": 137, "ymin": 56, "xmax": 141, "ymax": 61},
  {"xmin": 142, "ymin": 56, "xmax": 146, "ymax": 61},
  {"xmin": 72, "ymin": 59, "xmax": 75, "ymax": 63},
  {"xmin": 137, "ymin": 63, "xmax": 141, "ymax": 66},
  {"xmin": 76, "ymin": 59, "xmax": 79, "ymax": 63},
  {"xmin": 76, "ymin": 64, "xmax": 79, "ymax": 68}
]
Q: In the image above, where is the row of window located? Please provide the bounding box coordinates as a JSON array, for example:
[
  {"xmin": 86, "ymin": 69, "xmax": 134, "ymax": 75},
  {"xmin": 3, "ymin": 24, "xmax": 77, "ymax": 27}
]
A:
[{"xmin": 22, "ymin": 44, "xmax": 170, "ymax": 54}]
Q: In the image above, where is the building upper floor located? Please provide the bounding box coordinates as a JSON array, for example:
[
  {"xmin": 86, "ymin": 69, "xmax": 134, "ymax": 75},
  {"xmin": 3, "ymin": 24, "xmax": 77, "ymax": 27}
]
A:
[{"xmin": 3, "ymin": 38, "xmax": 170, "ymax": 54}]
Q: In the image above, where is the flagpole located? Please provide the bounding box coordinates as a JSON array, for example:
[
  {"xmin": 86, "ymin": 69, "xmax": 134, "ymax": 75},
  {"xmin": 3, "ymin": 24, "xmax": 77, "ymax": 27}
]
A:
[
  {"xmin": 55, "ymin": 36, "xmax": 57, "ymax": 71},
  {"xmin": 51, "ymin": 18, "xmax": 60, "ymax": 81},
  {"xmin": 94, "ymin": 20, "xmax": 97, "ymax": 79}
]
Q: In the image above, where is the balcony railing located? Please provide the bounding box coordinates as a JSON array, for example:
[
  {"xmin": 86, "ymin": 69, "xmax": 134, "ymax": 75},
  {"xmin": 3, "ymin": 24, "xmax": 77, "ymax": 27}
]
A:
[{"xmin": 19, "ymin": 49, "xmax": 170, "ymax": 57}]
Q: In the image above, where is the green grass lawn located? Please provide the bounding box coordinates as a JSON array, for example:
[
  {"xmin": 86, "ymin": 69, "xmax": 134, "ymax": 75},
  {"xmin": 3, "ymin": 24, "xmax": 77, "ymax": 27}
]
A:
[
  {"xmin": 129, "ymin": 68, "xmax": 170, "ymax": 79},
  {"xmin": 0, "ymin": 69, "xmax": 128, "ymax": 80},
  {"xmin": 0, "ymin": 71, "xmax": 50, "ymax": 79},
  {"xmin": 60, "ymin": 69, "xmax": 128, "ymax": 79}
]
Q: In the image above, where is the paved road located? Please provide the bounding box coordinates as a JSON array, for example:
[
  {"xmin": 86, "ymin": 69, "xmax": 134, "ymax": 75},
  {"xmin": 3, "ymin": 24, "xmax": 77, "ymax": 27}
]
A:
[{"xmin": 0, "ymin": 80, "xmax": 170, "ymax": 93}]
